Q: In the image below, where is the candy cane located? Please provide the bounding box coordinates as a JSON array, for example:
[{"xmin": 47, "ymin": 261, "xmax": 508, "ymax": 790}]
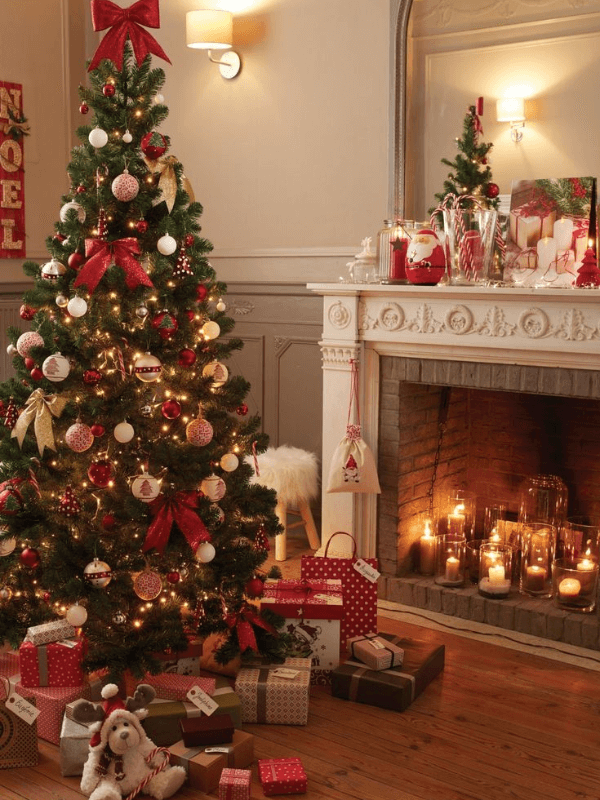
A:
[
  {"xmin": 124, "ymin": 748, "xmax": 170, "ymax": 800},
  {"xmin": 429, "ymin": 192, "xmax": 457, "ymax": 230}
]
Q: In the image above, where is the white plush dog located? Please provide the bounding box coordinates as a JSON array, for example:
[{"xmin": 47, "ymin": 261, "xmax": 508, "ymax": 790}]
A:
[{"xmin": 70, "ymin": 683, "xmax": 186, "ymax": 800}]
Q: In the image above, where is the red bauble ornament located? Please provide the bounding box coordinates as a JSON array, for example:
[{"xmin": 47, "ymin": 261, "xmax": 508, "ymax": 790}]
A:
[
  {"xmin": 178, "ymin": 348, "xmax": 197, "ymax": 367},
  {"xmin": 184, "ymin": 310, "xmax": 195, "ymax": 321},
  {"xmin": 245, "ymin": 577, "xmax": 264, "ymax": 598},
  {"xmin": 88, "ymin": 459, "xmax": 113, "ymax": 488},
  {"xmin": 196, "ymin": 284, "xmax": 208, "ymax": 302},
  {"xmin": 19, "ymin": 305, "xmax": 35, "ymax": 321},
  {"xmin": 24, "ymin": 357, "xmax": 35, "ymax": 370},
  {"xmin": 90, "ymin": 423, "xmax": 105, "ymax": 437},
  {"xmin": 54, "ymin": 233, "xmax": 66, "ymax": 242},
  {"xmin": 76, "ymin": 185, "xmax": 86, "ymax": 194},
  {"xmin": 136, "ymin": 220, "xmax": 148, "ymax": 233},
  {"xmin": 68, "ymin": 252, "xmax": 85, "ymax": 270},
  {"xmin": 83, "ymin": 369, "xmax": 102, "ymax": 386},
  {"xmin": 166, "ymin": 571, "xmax": 180, "ymax": 584},
  {"xmin": 140, "ymin": 131, "xmax": 168, "ymax": 160},
  {"xmin": 30, "ymin": 368, "xmax": 43, "ymax": 382},
  {"xmin": 102, "ymin": 513, "xmax": 116, "ymax": 531},
  {"xmin": 20, "ymin": 546, "xmax": 40, "ymax": 568},
  {"xmin": 161, "ymin": 399, "xmax": 181, "ymax": 419},
  {"xmin": 184, "ymin": 234, "xmax": 194, "ymax": 248},
  {"xmin": 151, "ymin": 311, "xmax": 179, "ymax": 340},
  {"xmin": 43, "ymin": 591, "xmax": 51, "ymax": 603},
  {"xmin": 102, "ymin": 83, "xmax": 116, "ymax": 97},
  {"xmin": 236, "ymin": 404, "xmax": 249, "ymax": 416},
  {"xmin": 79, "ymin": 103, "xmax": 89, "ymax": 114},
  {"xmin": 485, "ymin": 182, "xmax": 500, "ymax": 199}
]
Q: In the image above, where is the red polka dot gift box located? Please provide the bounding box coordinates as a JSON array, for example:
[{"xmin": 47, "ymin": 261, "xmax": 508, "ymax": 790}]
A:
[
  {"xmin": 218, "ymin": 766, "xmax": 251, "ymax": 800},
  {"xmin": 15, "ymin": 681, "xmax": 92, "ymax": 745},
  {"xmin": 258, "ymin": 757, "xmax": 308, "ymax": 796},
  {"xmin": 19, "ymin": 638, "xmax": 86, "ymax": 688}
]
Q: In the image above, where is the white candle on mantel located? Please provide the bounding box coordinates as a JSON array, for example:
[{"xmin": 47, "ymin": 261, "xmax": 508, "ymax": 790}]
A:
[
  {"xmin": 447, "ymin": 503, "xmax": 466, "ymax": 537},
  {"xmin": 553, "ymin": 218, "xmax": 574, "ymax": 250},
  {"xmin": 488, "ymin": 564, "xmax": 506, "ymax": 584},
  {"xmin": 419, "ymin": 520, "xmax": 436, "ymax": 576},
  {"xmin": 445, "ymin": 556, "xmax": 460, "ymax": 582},
  {"xmin": 558, "ymin": 577, "xmax": 581, "ymax": 599},
  {"xmin": 536, "ymin": 236, "xmax": 557, "ymax": 272},
  {"xmin": 490, "ymin": 528, "xmax": 501, "ymax": 544},
  {"xmin": 577, "ymin": 558, "xmax": 595, "ymax": 572}
]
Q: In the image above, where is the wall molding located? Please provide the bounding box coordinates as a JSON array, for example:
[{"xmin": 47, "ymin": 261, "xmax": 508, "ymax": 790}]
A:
[{"xmin": 211, "ymin": 247, "xmax": 357, "ymax": 259}]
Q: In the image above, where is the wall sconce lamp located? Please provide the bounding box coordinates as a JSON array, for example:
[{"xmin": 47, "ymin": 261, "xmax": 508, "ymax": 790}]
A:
[
  {"xmin": 186, "ymin": 10, "xmax": 241, "ymax": 79},
  {"xmin": 496, "ymin": 98, "xmax": 526, "ymax": 142}
]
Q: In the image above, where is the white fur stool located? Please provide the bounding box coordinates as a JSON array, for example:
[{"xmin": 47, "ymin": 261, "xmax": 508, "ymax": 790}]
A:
[{"xmin": 247, "ymin": 446, "xmax": 320, "ymax": 561}]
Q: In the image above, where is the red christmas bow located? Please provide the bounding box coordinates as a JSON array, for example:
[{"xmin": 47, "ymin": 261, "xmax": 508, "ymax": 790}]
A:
[
  {"xmin": 88, "ymin": 0, "xmax": 171, "ymax": 72},
  {"xmin": 75, "ymin": 237, "xmax": 154, "ymax": 295},
  {"xmin": 143, "ymin": 491, "xmax": 210, "ymax": 555},
  {"xmin": 226, "ymin": 606, "xmax": 276, "ymax": 653}
]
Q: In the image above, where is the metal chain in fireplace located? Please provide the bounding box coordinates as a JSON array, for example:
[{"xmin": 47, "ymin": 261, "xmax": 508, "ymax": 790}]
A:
[{"xmin": 427, "ymin": 386, "xmax": 451, "ymax": 519}]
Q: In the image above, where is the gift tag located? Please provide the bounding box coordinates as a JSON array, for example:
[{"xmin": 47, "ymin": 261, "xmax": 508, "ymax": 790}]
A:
[
  {"xmin": 187, "ymin": 685, "xmax": 218, "ymax": 715},
  {"xmin": 353, "ymin": 558, "xmax": 380, "ymax": 583},
  {"xmin": 205, "ymin": 746, "xmax": 231, "ymax": 754},
  {"xmin": 6, "ymin": 691, "xmax": 40, "ymax": 725},
  {"xmin": 271, "ymin": 668, "xmax": 299, "ymax": 679},
  {"xmin": 59, "ymin": 639, "xmax": 78, "ymax": 648},
  {"xmin": 368, "ymin": 638, "xmax": 386, "ymax": 650}
]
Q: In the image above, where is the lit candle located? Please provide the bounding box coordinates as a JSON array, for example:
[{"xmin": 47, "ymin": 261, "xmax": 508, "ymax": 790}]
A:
[
  {"xmin": 576, "ymin": 556, "xmax": 597, "ymax": 592},
  {"xmin": 419, "ymin": 520, "xmax": 436, "ymax": 576},
  {"xmin": 558, "ymin": 577, "xmax": 581, "ymax": 600},
  {"xmin": 524, "ymin": 564, "xmax": 547, "ymax": 593},
  {"xmin": 490, "ymin": 527, "xmax": 501, "ymax": 544},
  {"xmin": 536, "ymin": 236, "xmax": 557, "ymax": 273},
  {"xmin": 576, "ymin": 558, "xmax": 595, "ymax": 572},
  {"xmin": 488, "ymin": 564, "xmax": 505, "ymax": 584},
  {"xmin": 448, "ymin": 503, "xmax": 466, "ymax": 537},
  {"xmin": 445, "ymin": 556, "xmax": 460, "ymax": 583},
  {"xmin": 553, "ymin": 218, "xmax": 574, "ymax": 250}
]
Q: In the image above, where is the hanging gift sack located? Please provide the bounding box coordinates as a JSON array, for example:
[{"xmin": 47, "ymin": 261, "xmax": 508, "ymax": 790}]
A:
[
  {"xmin": 326, "ymin": 360, "xmax": 381, "ymax": 494},
  {"xmin": 0, "ymin": 676, "xmax": 39, "ymax": 769},
  {"xmin": 301, "ymin": 531, "xmax": 379, "ymax": 648}
]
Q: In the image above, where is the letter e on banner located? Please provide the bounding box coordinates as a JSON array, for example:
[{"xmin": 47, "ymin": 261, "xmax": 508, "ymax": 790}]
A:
[{"xmin": 0, "ymin": 81, "xmax": 25, "ymax": 258}]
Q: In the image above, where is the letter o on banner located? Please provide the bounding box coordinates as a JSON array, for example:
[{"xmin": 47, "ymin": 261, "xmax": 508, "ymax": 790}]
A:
[{"xmin": 0, "ymin": 139, "xmax": 22, "ymax": 172}]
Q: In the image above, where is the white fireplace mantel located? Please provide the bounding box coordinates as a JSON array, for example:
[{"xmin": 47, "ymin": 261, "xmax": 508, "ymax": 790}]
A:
[{"xmin": 308, "ymin": 283, "xmax": 600, "ymax": 558}]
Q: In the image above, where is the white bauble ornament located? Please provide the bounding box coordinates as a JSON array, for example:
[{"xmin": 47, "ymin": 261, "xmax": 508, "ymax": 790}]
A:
[
  {"xmin": 113, "ymin": 611, "xmax": 126, "ymax": 625},
  {"xmin": 216, "ymin": 299, "xmax": 226, "ymax": 312},
  {"xmin": 114, "ymin": 421, "xmax": 134, "ymax": 443},
  {"xmin": 122, "ymin": 130, "xmax": 133, "ymax": 144},
  {"xmin": 6, "ymin": 344, "xmax": 16, "ymax": 356},
  {"xmin": 84, "ymin": 557, "xmax": 112, "ymax": 588},
  {"xmin": 196, "ymin": 541, "xmax": 216, "ymax": 563},
  {"xmin": 55, "ymin": 294, "xmax": 69, "ymax": 308},
  {"xmin": 157, "ymin": 235, "xmax": 177, "ymax": 256},
  {"xmin": 131, "ymin": 471, "xmax": 161, "ymax": 502},
  {"xmin": 89, "ymin": 127, "xmax": 108, "ymax": 148},
  {"xmin": 112, "ymin": 169, "xmax": 139, "ymax": 202},
  {"xmin": 220, "ymin": 453, "xmax": 239, "ymax": 472},
  {"xmin": 202, "ymin": 361, "xmax": 228, "ymax": 387},
  {"xmin": 200, "ymin": 474, "xmax": 226, "ymax": 502},
  {"xmin": 67, "ymin": 296, "xmax": 88, "ymax": 317},
  {"xmin": 133, "ymin": 569, "xmax": 162, "ymax": 600},
  {"xmin": 186, "ymin": 417, "xmax": 213, "ymax": 447},
  {"xmin": 210, "ymin": 504, "xmax": 225, "ymax": 526},
  {"xmin": 41, "ymin": 258, "xmax": 67, "ymax": 281},
  {"xmin": 154, "ymin": 93, "xmax": 165, "ymax": 105},
  {"xmin": 65, "ymin": 421, "xmax": 94, "ymax": 452},
  {"xmin": 59, "ymin": 202, "xmax": 86, "ymax": 224},
  {"xmin": 16, "ymin": 331, "xmax": 44, "ymax": 357},
  {"xmin": 0, "ymin": 587, "xmax": 13, "ymax": 601},
  {"xmin": 135, "ymin": 305, "xmax": 149, "ymax": 319},
  {"xmin": 134, "ymin": 353, "xmax": 162, "ymax": 382},
  {"xmin": 42, "ymin": 353, "xmax": 70, "ymax": 382},
  {"xmin": 201, "ymin": 321, "xmax": 220, "ymax": 340},
  {"xmin": 66, "ymin": 603, "xmax": 88, "ymax": 626},
  {"xmin": 0, "ymin": 536, "xmax": 17, "ymax": 556}
]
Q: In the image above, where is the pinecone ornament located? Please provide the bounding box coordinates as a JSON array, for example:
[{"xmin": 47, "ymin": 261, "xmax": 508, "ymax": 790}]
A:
[{"xmin": 58, "ymin": 485, "xmax": 81, "ymax": 517}]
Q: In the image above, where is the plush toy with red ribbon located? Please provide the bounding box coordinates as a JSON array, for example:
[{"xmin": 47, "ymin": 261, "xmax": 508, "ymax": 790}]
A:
[
  {"xmin": 226, "ymin": 605, "xmax": 276, "ymax": 653},
  {"xmin": 74, "ymin": 237, "xmax": 154, "ymax": 295},
  {"xmin": 143, "ymin": 491, "xmax": 210, "ymax": 555}
]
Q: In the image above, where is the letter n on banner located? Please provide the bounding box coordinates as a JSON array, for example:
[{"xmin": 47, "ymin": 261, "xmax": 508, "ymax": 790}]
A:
[{"xmin": 0, "ymin": 81, "xmax": 26, "ymax": 259}]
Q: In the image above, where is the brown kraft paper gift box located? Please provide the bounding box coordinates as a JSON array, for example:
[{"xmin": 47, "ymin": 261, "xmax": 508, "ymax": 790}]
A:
[
  {"xmin": 169, "ymin": 729, "xmax": 254, "ymax": 793},
  {"xmin": 180, "ymin": 712, "xmax": 234, "ymax": 747}
]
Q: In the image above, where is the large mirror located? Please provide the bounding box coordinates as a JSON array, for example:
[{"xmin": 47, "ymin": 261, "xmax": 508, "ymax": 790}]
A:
[{"xmin": 393, "ymin": 0, "xmax": 600, "ymax": 220}]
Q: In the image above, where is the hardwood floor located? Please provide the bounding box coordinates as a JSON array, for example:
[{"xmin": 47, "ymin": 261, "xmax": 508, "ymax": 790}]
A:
[{"xmin": 4, "ymin": 531, "xmax": 600, "ymax": 800}]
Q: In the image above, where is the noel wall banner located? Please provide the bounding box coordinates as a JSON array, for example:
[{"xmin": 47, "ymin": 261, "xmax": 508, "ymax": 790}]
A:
[{"xmin": 0, "ymin": 81, "xmax": 26, "ymax": 259}]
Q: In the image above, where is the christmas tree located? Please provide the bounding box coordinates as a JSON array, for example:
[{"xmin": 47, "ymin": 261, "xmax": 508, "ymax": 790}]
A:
[{"xmin": 0, "ymin": 2, "xmax": 287, "ymax": 680}]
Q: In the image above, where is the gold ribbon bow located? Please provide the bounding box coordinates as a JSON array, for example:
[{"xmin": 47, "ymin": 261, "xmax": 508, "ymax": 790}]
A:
[
  {"xmin": 11, "ymin": 389, "xmax": 69, "ymax": 456},
  {"xmin": 143, "ymin": 154, "xmax": 195, "ymax": 212}
]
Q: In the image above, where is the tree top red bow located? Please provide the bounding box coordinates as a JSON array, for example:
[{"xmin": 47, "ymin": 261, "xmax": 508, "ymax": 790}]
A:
[
  {"xmin": 88, "ymin": 0, "xmax": 171, "ymax": 72},
  {"xmin": 226, "ymin": 605, "xmax": 276, "ymax": 653}
]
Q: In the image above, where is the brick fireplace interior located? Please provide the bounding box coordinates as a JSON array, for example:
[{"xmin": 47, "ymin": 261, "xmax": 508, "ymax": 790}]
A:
[{"xmin": 377, "ymin": 355, "xmax": 600, "ymax": 650}]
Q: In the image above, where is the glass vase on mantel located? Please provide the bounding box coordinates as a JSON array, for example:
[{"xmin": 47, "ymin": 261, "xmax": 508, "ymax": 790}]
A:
[{"xmin": 518, "ymin": 474, "xmax": 568, "ymax": 530}]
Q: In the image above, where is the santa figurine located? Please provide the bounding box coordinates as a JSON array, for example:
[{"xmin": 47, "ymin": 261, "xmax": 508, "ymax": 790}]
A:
[{"xmin": 405, "ymin": 229, "xmax": 446, "ymax": 285}]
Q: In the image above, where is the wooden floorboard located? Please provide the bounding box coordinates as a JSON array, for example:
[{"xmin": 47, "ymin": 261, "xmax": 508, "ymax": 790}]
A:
[{"xmin": 3, "ymin": 531, "xmax": 600, "ymax": 799}]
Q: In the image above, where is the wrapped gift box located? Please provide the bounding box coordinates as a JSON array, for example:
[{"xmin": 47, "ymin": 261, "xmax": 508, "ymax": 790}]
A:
[
  {"xmin": 235, "ymin": 657, "xmax": 311, "ymax": 725},
  {"xmin": 509, "ymin": 207, "xmax": 556, "ymax": 249},
  {"xmin": 258, "ymin": 757, "xmax": 307, "ymax": 796},
  {"xmin": 125, "ymin": 672, "xmax": 216, "ymax": 701},
  {"xmin": 19, "ymin": 639, "xmax": 85, "ymax": 688},
  {"xmin": 331, "ymin": 635, "xmax": 445, "ymax": 713},
  {"xmin": 16, "ymin": 681, "xmax": 91, "ymax": 745},
  {"xmin": 24, "ymin": 619, "xmax": 77, "ymax": 646},
  {"xmin": 347, "ymin": 632, "xmax": 404, "ymax": 671},
  {"xmin": 261, "ymin": 579, "xmax": 343, "ymax": 678},
  {"xmin": 212, "ymin": 676, "xmax": 242, "ymax": 729},
  {"xmin": 0, "ymin": 648, "xmax": 19, "ymax": 676},
  {"xmin": 141, "ymin": 699, "xmax": 203, "ymax": 747},
  {"xmin": 219, "ymin": 767, "xmax": 251, "ymax": 800},
  {"xmin": 153, "ymin": 637, "xmax": 203, "ymax": 676},
  {"xmin": 59, "ymin": 713, "xmax": 92, "ymax": 777},
  {"xmin": 169, "ymin": 730, "xmax": 254, "ymax": 793},
  {"xmin": 180, "ymin": 713, "xmax": 234, "ymax": 747}
]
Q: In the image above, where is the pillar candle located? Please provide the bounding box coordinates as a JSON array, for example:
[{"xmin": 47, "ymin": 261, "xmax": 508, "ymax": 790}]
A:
[
  {"xmin": 447, "ymin": 504, "xmax": 466, "ymax": 538},
  {"xmin": 558, "ymin": 577, "xmax": 581, "ymax": 600},
  {"xmin": 445, "ymin": 556, "xmax": 460, "ymax": 582},
  {"xmin": 576, "ymin": 558, "xmax": 596, "ymax": 592},
  {"xmin": 553, "ymin": 218, "xmax": 574, "ymax": 250},
  {"xmin": 419, "ymin": 528, "xmax": 436, "ymax": 576},
  {"xmin": 524, "ymin": 565, "xmax": 547, "ymax": 592},
  {"xmin": 536, "ymin": 237, "xmax": 557, "ymax": 273}
]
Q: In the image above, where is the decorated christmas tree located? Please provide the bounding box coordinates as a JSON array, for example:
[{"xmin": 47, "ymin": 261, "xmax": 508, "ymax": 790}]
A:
[{"xmin": 0, "ymin": 1, "xmax": 287, "ymax": 680}]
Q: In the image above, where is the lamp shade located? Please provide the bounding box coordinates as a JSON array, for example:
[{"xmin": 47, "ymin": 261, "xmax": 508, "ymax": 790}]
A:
[
  {"xmin": 496, "ymin": 98, "xmax": 525, "ymax": 122},
  {"xmin": 186, "ymin": 10, "xmax": 233, "ymax": 50}
]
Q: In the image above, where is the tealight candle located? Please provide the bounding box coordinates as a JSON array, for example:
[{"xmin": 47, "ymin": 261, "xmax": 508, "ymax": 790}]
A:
[{"xmin": 558, "ymin": 577, "xmax": 581, "ymax": 599}]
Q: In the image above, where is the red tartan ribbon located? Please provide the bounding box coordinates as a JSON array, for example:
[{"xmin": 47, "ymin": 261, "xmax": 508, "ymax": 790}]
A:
[
  {"xmin": 143, "ymin": 491, "xmax": 210, "ymax": 555},
  {"xmin": 75, "ymin": 237, "xmax": 153, "ymax": 295},
  {"xmin": 226, "ymin": 606, "xmax": 276, "ymax": 653},
  {"xmin": 88, "ymin": 0, "xmax": 171, "ymax": 72}
]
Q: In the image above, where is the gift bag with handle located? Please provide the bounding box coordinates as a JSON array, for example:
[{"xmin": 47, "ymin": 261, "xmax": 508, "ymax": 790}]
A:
[
  {"xmin": 0, "ymin": 676, "xmax": 38, "ymax": 769},
  {"xmin": 301, "ymin": 531, "xmax": 379, "ymax": 649}
]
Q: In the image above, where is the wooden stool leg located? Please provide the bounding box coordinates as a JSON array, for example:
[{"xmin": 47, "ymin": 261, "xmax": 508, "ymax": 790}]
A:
[
  {"xmin": 299, "ymin": 500, "xmax": 320, "ymax": 550},
  {"xmin": 275, "ymin": 500, "xmax": 287, "ymax": 561}
]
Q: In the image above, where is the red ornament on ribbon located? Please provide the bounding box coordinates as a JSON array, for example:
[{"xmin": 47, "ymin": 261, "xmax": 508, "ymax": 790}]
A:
[
  {"xmin": 88, "ymin": 0, "xmax": 171, "ymax": 72},
  {"xmin": 143, "ymin": 491, "xmax": 210, "ymax": 555},
  {"xmin": 74, "ymin": 237, "xmax": 153, "ymax": 295},
  {"xmin": 226, "ymin": 605, "xmax": 276, "ymax": 653}
]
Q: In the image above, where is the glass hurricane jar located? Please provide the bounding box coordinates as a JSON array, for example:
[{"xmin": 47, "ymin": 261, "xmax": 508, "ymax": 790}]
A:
[
  {"xmin": 519, "ymin": 522, "xmax": 557, "ymax": 598},
  {"xmin": 552, "ymin": 556, "xmax": 599, "ymax": 613},
  {"xmin": 563, "ymin": 516, "xmax": 600, "ymax": 562},
  {"xmin": 478, "ymin": 542, "xmax": 513, "ymax": 599},
  {"xmin": 439, "ymin": 489, "xmax": 476, "ymax": 541},
  {"xmin": 434, "ymin": 535, "xmax": 466, "ymax": 587},
  {"xmin": 518, "ymin": 474, "xmax": 568, "ymax": 529}
]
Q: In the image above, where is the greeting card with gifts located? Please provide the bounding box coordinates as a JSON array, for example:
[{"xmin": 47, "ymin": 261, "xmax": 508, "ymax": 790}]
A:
[{"xmin": 504, "ymin": 177, "xmax": 596, "ymax": 287}]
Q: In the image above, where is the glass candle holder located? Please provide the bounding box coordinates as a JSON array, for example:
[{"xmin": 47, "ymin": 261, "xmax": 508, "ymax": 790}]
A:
[
  {"xmin": 552, "ymin": 557, "xmax": 599, "ymax": 613},
  {"xmin": 434, "ymin": 535, "xmax": 466, "ymax": 587},
  {"xmin": 518, "ymin": 474, "xmax": 568, "ymax": 529},
  {"xmin": 484, "ymin": 502, "xmax": 508, "ymax": 542},
  {"xmin": 466, "ymin": 538, "xmax": 487, "ymax": 584},
  {"xmin": 440, "ymin": 489, "xmax": 476, "ymax": 541},
  {"xmin": 519, "ymin": 522, "xmax": 557, "ymax": 598},
  {"xmin": 418, "ymin": 516, "xmax": 436, "ymax": 576},
  {"xmin": 563, "ymin": 516, "xmax": 600, "ymax": 562},
  {"xmin": 478, "ymin": 543, "xmax": 513, "ymax": 599}
]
